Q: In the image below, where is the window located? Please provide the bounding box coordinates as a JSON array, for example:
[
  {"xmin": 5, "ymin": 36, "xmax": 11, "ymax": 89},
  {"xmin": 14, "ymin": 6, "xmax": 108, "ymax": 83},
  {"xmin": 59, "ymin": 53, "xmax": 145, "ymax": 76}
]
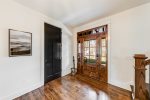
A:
[
  {"xmin": 101, "ymin": 38, "xmax": 107, "ymax": 66},
  {"xmin": 84, "ymin": 40, "xmax": 96, "ymax": 63},
  {"xmin": 77, "ymin": 41, "xmax": 81, "ymax": 63},
  {"xmin": 78, "ymin": 42, "xmax": 81, "ymax": 53}
]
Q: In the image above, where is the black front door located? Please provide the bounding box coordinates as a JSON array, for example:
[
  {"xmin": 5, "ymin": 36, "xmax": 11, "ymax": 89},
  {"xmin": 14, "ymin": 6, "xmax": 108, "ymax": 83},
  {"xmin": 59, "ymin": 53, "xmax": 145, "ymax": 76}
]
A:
[{"xmin": 44, "ymin": 23, "xmax": 62, "ymax": 84}]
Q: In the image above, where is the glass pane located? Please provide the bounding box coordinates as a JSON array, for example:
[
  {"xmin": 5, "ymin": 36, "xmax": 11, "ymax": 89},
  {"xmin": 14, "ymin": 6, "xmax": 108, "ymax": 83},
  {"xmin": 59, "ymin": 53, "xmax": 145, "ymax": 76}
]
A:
[
  {"xmin": 90, "ymin": 40, "xmax": 96, "ymax": 47},
  {"xmin": 98, "ymin": 27, "xmax": 104, "ymax": 33},
  {"xmin": 102, "ymin": 38, "xmax": 106, "ymax": 46},
  {"xmin": 84, "ymin": 55, "xmax": 89, "ymax": 59},
  {"xmin": 90, "ymin": 48, "xmax": 96, "ymax": 55},
  {"xmin": 78, "ymin": 43, "xmax": 81, "ymax": 53},
  {"xmin": 84, "ymin": 55, "xmax": 89, "ymax": 63},
  {"xmin": 90, "ymin": 56, "xmax": 96, "ymax": 63},
  {"xmin": 90, "ymin": 55, "xmax": 96, "ymax": 59},
  {"xmin": 102, "ymin": 47, "xmax": 106, "ymax": 56},
  {"xmin": 101, "ymin": 57, "xmax": 106, "ymax": 64},
  {"xmin": 92, "ymin": 29, "xmax": 96, "ymax": 34},
  {"xmin": 84, "ymin": 48, "xmax": 89, "ymax": 55},
  {"xmin": 84, "ymin": 41, "xmax": 89, "ymax": 47}
]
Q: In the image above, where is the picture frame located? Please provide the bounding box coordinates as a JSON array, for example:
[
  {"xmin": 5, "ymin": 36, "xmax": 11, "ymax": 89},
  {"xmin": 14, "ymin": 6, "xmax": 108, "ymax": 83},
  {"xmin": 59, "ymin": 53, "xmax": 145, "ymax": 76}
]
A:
[{"xmin": 9, "ymin": 29, "xmax": 32, "ymax": 57}]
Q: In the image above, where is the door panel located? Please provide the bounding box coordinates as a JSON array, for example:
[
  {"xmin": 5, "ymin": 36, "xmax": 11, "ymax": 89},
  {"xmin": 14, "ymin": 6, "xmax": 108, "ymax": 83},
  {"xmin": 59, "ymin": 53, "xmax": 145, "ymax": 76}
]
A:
[
  {"xmin": 44, "ymin": 23, "xmax": 61, "ymax": 84},
  {"xmin": 53, "ymin": 39, "xmax": 61, "ymax": 74}
]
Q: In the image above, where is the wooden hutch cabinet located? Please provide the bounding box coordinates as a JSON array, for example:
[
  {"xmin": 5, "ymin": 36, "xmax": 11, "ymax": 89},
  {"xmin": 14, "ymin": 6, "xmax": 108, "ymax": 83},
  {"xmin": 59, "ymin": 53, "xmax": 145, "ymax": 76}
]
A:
[{"xmin": 77, "ymin": 25, "xmax": 108, "ymax": 83}]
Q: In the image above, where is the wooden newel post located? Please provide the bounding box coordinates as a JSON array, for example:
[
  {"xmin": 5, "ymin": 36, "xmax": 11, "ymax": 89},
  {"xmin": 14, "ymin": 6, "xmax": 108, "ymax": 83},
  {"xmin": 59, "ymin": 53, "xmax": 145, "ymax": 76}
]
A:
[{"xmin": 134, "ymin": 54, "xmax": 148, "ymax": 100}]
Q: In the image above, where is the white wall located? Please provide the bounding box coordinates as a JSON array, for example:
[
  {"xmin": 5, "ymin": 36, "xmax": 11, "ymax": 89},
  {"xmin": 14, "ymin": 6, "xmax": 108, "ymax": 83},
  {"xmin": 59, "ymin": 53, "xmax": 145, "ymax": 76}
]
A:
[
  {"xmin": 0, "ymin": 0, "xmax": 72, "ymax": 100},
  {"xmin": 73, "ymin": 2, "xmax": 150, "ymax": 90}
]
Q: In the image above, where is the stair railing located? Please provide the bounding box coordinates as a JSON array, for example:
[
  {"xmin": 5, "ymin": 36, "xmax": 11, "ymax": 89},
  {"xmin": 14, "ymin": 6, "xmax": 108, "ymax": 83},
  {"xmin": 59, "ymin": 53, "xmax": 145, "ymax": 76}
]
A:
[{"xmin": 133, "ymin": 54, "xmax": 150, "ymax": 100}]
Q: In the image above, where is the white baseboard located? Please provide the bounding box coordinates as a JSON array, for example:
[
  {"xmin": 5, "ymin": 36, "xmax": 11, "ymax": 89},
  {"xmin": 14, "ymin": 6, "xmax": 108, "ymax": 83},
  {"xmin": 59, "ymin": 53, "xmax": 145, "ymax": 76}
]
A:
[
  {"xmin": 1, "ymin": 82, "xmax": 43, "ymax": 100},
  {"xmin": 62, "ymin": 67, "xmax": 71, "ymax": 76},
  {"xmin": 1, "ymin": 67, "xmax": 71, "ymax": 100},
  {"xmin": 109, "ymin": 80, "xmax": 133, "ymax": 91}
]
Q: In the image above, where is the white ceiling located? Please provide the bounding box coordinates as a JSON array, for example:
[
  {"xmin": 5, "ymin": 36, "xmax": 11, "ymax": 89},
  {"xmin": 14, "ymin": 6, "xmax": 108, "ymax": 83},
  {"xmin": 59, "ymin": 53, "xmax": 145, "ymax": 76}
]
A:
[{"xmin": 13, "ymin": 0, "xmax": 150, "ymax": 28}]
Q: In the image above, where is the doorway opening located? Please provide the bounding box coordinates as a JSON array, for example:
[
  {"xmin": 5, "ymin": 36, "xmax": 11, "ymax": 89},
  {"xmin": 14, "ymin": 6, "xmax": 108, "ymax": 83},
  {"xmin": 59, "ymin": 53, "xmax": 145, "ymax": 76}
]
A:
[{"xmin": 77, "ymin": 25, "xmax": 108, "ymax": 82}]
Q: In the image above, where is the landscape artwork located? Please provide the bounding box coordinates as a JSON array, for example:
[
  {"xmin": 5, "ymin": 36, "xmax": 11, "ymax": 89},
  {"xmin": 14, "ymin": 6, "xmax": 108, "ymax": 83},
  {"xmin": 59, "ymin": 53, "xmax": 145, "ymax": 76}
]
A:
[{"xmin": 9, "ymin": 29, "xmax": 32, "ymax": 57}]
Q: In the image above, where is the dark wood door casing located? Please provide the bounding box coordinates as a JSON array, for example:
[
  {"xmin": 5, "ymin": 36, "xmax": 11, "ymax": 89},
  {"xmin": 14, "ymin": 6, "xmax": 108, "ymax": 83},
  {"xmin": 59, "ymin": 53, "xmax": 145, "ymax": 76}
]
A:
[{"xmin": 77, "ymin": 25, "xmax": 108, "ymax": 83}]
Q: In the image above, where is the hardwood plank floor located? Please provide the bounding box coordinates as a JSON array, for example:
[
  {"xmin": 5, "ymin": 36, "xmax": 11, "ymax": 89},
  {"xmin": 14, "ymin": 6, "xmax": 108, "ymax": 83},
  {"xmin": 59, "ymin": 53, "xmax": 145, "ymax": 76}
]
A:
[{"xmin": 14, "ymin": 74, "xmax": 132, "ymax": 100}]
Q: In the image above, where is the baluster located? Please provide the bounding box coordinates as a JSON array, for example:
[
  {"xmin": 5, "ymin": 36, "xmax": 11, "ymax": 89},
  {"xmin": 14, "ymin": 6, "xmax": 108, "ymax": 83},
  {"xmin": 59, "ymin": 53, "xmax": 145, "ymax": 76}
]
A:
[{"xmin": 134, "ymin": 54, "xmax": 148, "ymax": 100}]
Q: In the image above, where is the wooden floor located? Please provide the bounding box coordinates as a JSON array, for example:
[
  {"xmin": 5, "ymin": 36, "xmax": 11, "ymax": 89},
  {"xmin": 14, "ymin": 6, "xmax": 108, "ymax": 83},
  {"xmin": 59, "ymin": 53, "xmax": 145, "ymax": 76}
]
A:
[{"xmin": 14, "ymin": 75, "xmax": 132, "ymax": 100}]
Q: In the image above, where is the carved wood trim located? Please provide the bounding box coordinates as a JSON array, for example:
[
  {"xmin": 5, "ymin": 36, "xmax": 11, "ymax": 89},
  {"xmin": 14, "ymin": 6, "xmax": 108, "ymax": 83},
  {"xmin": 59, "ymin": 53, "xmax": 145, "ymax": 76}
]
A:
[
  {"xmin": 144, "ymin": 59, "xmax": 150, "ymax": 66},
  {"xmin": 134, "ymin": 54, "xmax": 150, "ymax": 100}
]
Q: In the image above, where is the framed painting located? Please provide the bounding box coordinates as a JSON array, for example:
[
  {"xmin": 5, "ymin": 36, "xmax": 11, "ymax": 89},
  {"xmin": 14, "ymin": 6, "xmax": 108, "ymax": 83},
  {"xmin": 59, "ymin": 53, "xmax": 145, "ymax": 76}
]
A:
[{"xmin": 9, "ymin": 29, "xmax": 32, "ymax": 57}]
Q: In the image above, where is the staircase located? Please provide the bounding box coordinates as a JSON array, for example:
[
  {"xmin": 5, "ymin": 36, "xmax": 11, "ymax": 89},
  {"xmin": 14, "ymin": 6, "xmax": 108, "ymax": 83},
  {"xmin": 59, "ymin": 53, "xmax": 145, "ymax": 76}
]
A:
[{"xmin": 131, "ymin": 54, "xmax": 150, "ymax": 100}]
